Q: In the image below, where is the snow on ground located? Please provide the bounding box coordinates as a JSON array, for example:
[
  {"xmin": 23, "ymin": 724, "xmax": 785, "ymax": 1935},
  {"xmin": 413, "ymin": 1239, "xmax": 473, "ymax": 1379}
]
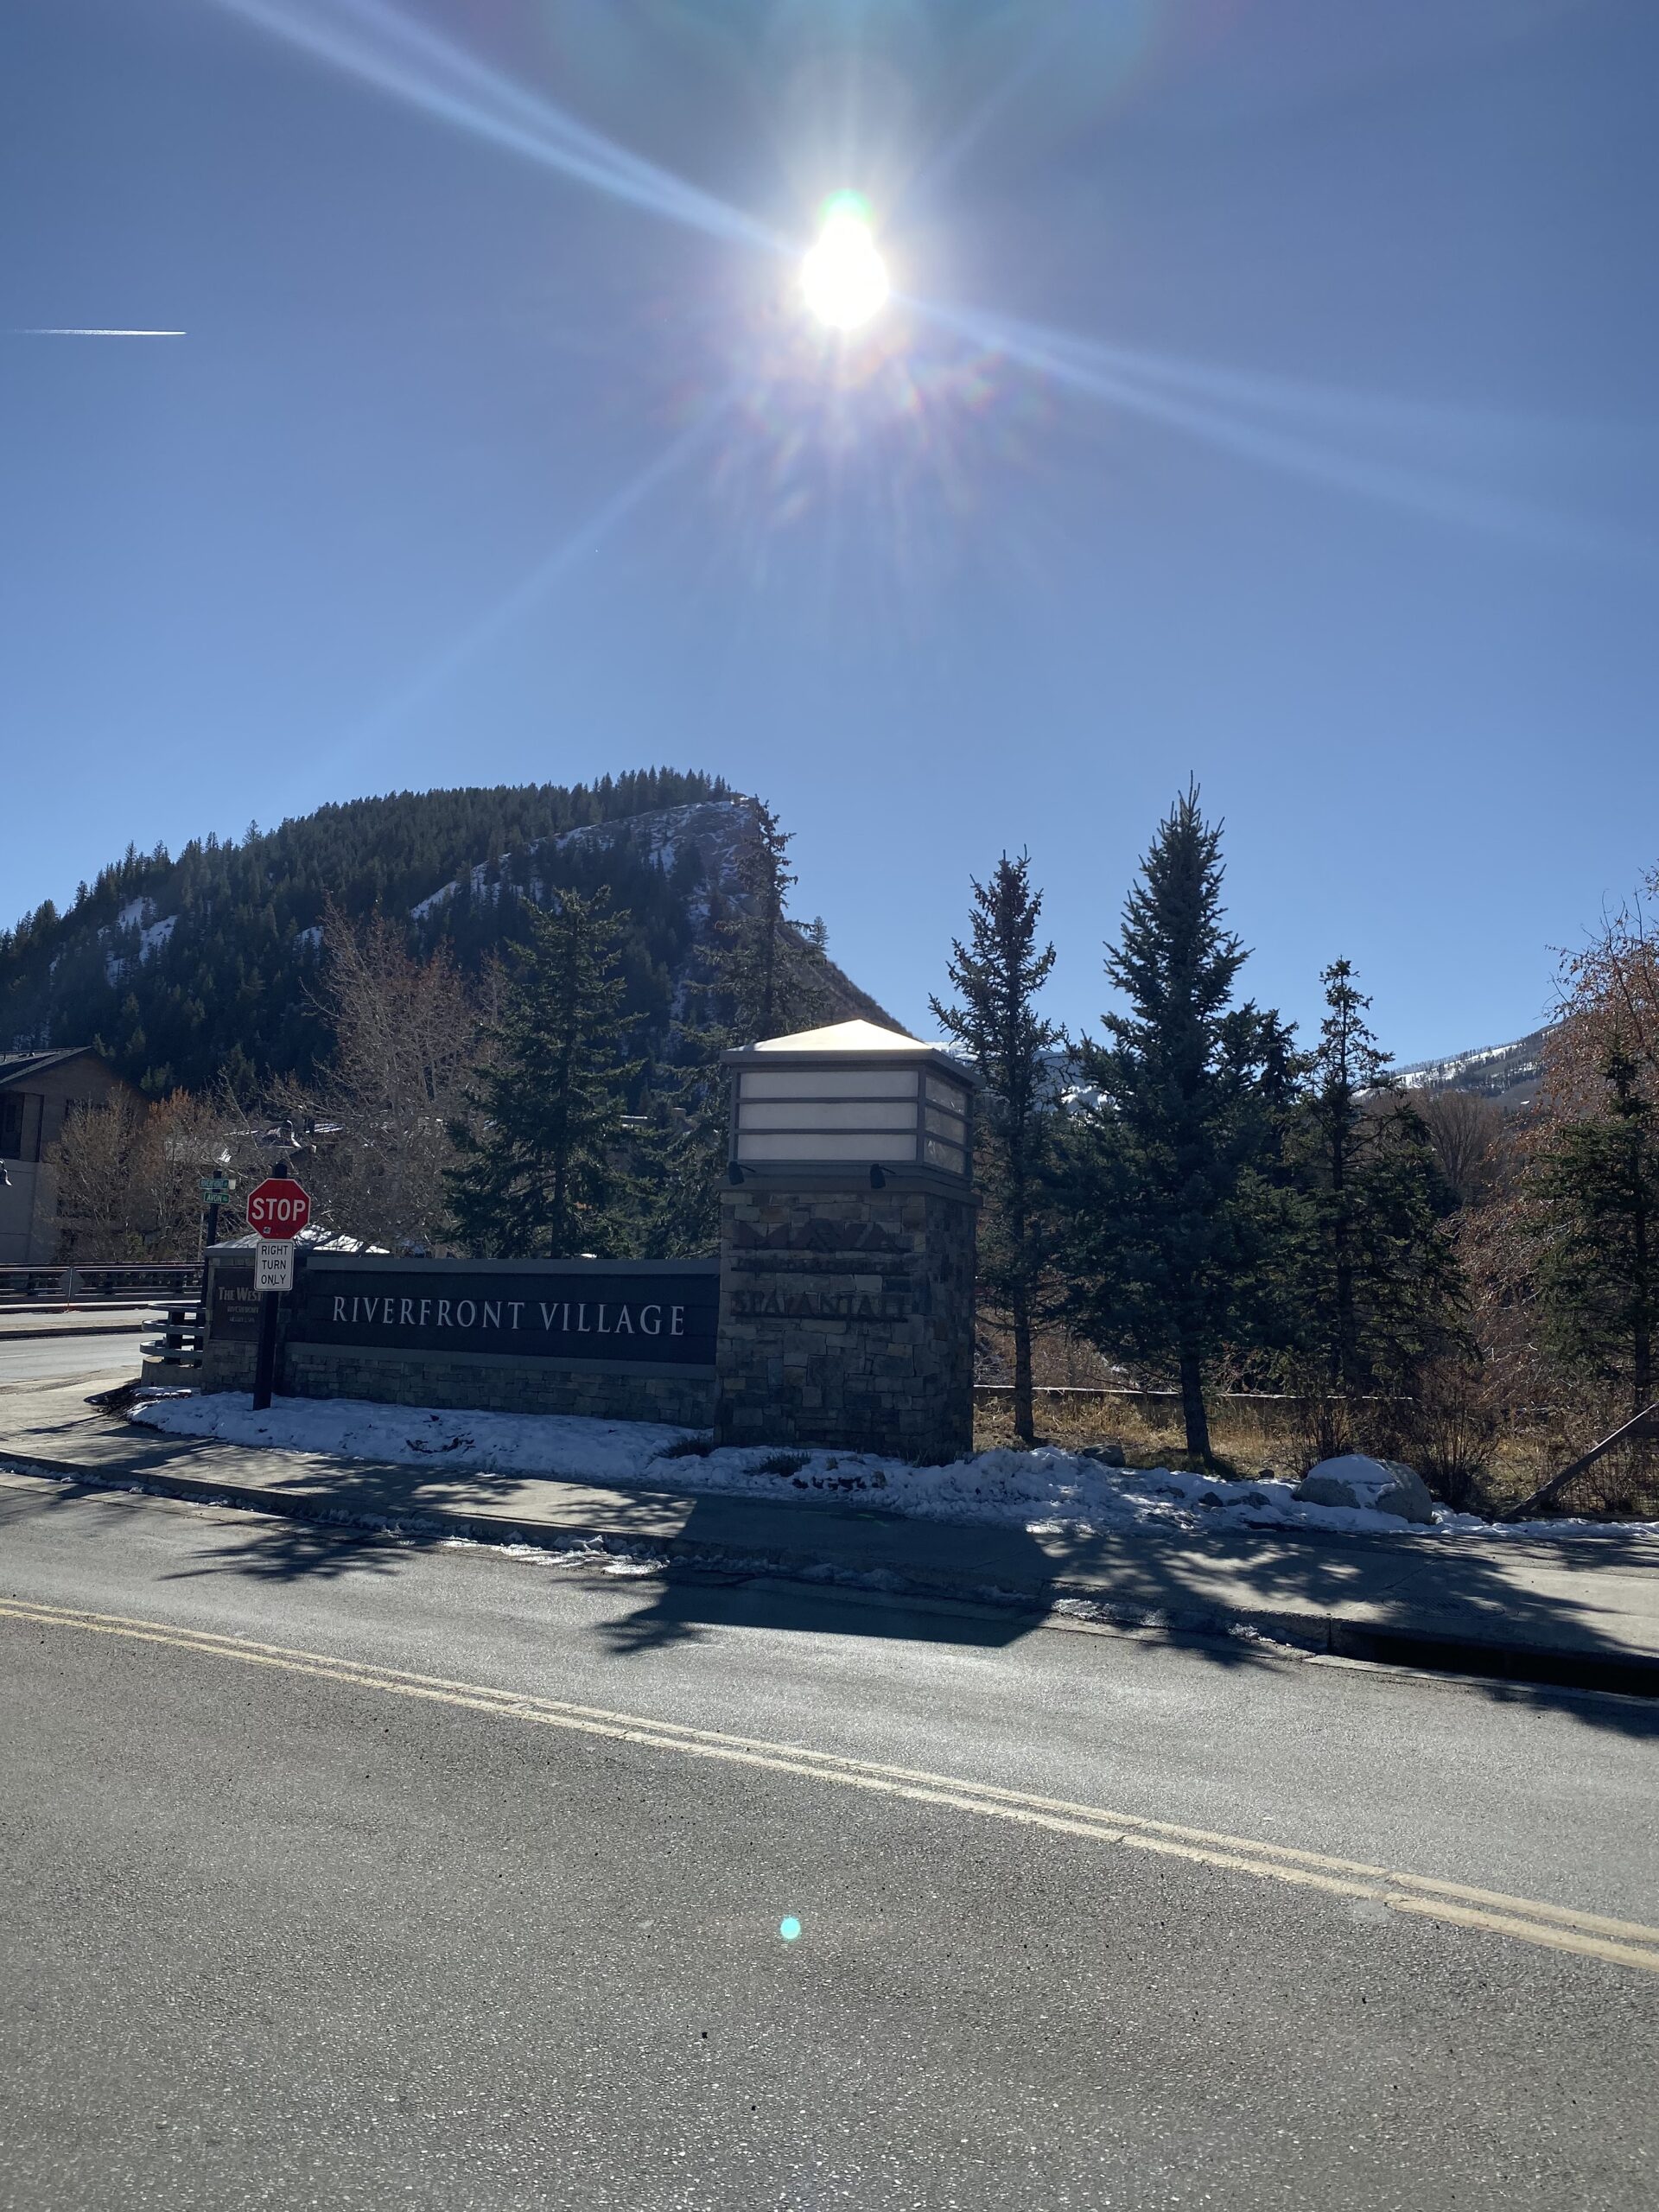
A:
[{"xmin": 126, "ymin": 1393, "xmax": 1652, "ymax": 1546}]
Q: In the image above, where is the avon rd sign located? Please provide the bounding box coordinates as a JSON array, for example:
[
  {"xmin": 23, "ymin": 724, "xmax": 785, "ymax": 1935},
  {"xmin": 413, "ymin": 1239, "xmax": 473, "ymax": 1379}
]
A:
[{"xmin": 246, "ymin": 1177, "xmax": 311, "ymax": 1239}]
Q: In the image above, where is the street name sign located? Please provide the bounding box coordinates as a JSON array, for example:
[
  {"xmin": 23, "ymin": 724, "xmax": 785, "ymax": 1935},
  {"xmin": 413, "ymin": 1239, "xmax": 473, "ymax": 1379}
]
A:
[
  {"xmin": 255, "ymin": 1239, "xmax": 296, "ymax": 1294},
  {"xmin": 200, "ymin": 1175, "xmax": 232, "ymax": 1204},
  {"xmin": 246, "ymin": 1177, "xmax": 311, "ymax": 1239}
]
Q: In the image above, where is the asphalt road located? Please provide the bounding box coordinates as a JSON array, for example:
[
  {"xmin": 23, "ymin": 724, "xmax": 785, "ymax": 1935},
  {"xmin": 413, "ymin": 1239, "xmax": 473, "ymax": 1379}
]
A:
[
  {"xmin": 2, "ymin": 1463, "xmax": 1656, "ymax": 2212},
  {"xmin": 0, "ymin": 1331, "xmax": 144, "ymax": 1382}
]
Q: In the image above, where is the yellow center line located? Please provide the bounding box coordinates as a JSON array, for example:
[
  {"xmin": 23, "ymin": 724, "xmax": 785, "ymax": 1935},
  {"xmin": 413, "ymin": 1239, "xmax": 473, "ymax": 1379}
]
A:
[{"xmin": 5, "ymin": 1595, "xmax": 1656, "ymax": 1975}]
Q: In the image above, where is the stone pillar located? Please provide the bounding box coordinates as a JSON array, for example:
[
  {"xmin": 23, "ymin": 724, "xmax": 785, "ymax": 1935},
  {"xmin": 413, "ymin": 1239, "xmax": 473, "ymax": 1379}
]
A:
[{"xmin": 715, "ymin": 1171, "xmax": 977, "ymax": 1461}]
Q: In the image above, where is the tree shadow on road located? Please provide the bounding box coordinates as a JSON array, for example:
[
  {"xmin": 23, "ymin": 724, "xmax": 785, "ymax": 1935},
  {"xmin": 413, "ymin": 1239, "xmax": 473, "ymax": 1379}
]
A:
[
  {"xmin": 6, "ymin": 1427, "xmax": 1657, "ymax": 1733},
  {"xmin": 594, "ymin": 1565, "xmax": 1045, "ymax": 1662},
  {"xmin": 1037, "ymin": 1516, "xmax": 1659, "ymax": 1732}
]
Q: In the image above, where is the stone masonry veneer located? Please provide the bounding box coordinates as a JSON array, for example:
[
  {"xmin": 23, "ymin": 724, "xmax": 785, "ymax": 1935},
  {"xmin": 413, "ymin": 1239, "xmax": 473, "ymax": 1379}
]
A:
[
  {"xmin": 198, "ymin": 1176, "xmax": 975, "ymax": 1458},
  {"xmin": 715, "ymin": 1173, "xmax": 976, "ymax": 1461}
]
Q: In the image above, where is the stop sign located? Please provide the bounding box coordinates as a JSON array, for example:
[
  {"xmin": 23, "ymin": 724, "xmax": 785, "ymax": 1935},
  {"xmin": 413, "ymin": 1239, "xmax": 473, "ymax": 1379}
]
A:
[{"xmin": 246, "ymin": 1176, "xmax": 311, "ymax": 1240}]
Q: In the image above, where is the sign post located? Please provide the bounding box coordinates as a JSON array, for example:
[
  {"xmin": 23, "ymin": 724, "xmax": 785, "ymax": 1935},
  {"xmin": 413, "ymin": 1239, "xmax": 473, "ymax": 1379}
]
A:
[
  {"xmin": 199, "ymin": 1173, "xmax": 233, "ymax": 1314},
  {"xmin": 246, "ymin": 1164, "xmax": 309, "ymax": 1413}
]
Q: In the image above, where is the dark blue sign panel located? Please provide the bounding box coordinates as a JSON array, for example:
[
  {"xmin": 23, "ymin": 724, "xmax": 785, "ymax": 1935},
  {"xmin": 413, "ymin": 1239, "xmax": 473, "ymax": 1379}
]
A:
[{"xmin": 289, "ymin": 1263, "xmax": 718, "ymax": 1367}]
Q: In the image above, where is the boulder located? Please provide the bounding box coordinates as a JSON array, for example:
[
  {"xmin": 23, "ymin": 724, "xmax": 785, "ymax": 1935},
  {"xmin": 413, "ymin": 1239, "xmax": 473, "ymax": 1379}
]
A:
[
  {"xmin": 1294, "ymin": 1454, "xmax": 1435, "ymax": 1524},
  {"xmin": 1079, "ymin": 1441, "xmax": 1127, "ymax": 1468}
]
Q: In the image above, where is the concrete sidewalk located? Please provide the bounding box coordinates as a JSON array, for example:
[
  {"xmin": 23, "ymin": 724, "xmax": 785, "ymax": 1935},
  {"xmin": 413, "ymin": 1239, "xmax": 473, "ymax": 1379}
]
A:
[
  {"xmin": 0, "ymin": 1310, "xmax": 163, "ymax": 1341},
  {"xmin": 3, "ymin": 1372, "xmax": 1656, "ymax": 1693}
]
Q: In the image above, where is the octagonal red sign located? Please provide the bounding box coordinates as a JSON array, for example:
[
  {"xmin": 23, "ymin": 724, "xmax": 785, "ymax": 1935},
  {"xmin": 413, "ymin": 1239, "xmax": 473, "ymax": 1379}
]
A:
[{"xmin": 245, "ymin": 1177, "xmax": 311, "ymax": 1240}]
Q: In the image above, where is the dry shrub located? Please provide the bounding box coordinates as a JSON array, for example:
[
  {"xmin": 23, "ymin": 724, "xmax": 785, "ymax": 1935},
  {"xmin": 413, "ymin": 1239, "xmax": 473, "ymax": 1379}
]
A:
[{"xmin": 1396, "ymin": 1361, "xmax": 1499, "ymax": 1513}]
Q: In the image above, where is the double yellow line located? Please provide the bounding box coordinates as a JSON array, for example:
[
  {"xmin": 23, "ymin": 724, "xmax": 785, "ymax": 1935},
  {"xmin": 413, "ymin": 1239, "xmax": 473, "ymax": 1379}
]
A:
[{"xmin": 5, "ymin": 1595, "xmax": 1656, "ymax": 1976}]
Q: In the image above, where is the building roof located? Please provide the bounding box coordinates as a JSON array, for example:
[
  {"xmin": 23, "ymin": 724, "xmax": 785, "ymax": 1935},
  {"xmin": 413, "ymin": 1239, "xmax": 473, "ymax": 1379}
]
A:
[
  {"xmin": 752, "ymin": 1019, "xmax": 926, "ymax": 1055},
  {"xmin": 726, "ymin": 1018, "xmax": 982, "ymax": 1083},
  {"xmin": 0, "ymin": 1046, "xmax": 116, "ymax": 1090}
]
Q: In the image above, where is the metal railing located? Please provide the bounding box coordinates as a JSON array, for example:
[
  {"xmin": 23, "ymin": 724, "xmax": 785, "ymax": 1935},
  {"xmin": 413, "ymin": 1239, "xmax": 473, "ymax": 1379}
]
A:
[
  {"xmin": 0, "ymin": 1262, "xmax": 202, "ymax": 1308},
  {"xmin": 973, "ymin": 1383, "xmax": 1313, "ymax": 1403},
  {"xmin": 142, "ymin": 1302, "xmax": 205, "ymax": 1372}
]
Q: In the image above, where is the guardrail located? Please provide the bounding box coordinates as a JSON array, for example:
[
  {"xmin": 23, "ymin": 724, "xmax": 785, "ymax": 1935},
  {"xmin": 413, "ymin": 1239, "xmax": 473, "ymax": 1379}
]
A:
[
  {"xmin": 142, "ymin": 1302, "xmax": 205, "ymax": 1373},
  {"xmin": 0, "ymin": 1262, "xmax": 202, "ymax": 1307}
]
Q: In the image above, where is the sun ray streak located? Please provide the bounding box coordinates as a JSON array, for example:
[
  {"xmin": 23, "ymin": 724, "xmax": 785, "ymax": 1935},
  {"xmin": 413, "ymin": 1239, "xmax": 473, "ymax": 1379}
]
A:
[
  {"xmin": 919, "ymin": 298, "xmax": 1648, "ymax": 557},
  {"xmin": 976, "ymin": 314, "xmax": 1646, "ymax": 450},
  {"xmin": 209, "ymin": 0, "xmax": 785, "ymax": 253},
  {"xmin": 337, "ymin": 400, "xmax": 728, "ymax": 770},
  {"xmin": 902, "ymin": 4, "xmax": 1084, "ymax": 212}
]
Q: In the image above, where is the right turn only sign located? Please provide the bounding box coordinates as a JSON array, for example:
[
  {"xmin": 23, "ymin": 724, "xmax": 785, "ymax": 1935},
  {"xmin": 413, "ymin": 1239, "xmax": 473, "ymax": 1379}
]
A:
[{"xmin": 254, "ymin": 1240, "xmax": 296, "ymax": 1294}]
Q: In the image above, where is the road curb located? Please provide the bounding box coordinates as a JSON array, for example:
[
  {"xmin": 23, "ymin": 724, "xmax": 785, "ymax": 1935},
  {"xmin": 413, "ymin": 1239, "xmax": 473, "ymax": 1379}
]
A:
[
  {"xmin": 6, "ymin": 1446, "xmax": 1657, "ymax": 1700},
  {"xmin": 0, "ymin": 1318, "xmax": 157, "ymax": 1341}
]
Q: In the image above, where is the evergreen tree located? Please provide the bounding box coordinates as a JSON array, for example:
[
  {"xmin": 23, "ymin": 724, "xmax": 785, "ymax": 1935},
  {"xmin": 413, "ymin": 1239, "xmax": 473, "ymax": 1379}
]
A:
[
  {"xmin": 649, "ymin": 801, "xmax": 833, "ymax": 1255},
  {"xmin": 1537, "ymin": 1043, "xmax": 1658, "ymax": 1414},
  {"xmin": 1281, "ymin": 959, "xmax": 1465, "ymax": 1408},
  {"xmin": 446, "ymin": 888, "xmax": 642, "ymax": 1259},
  {"xmin": 0, "ymin": 769, "xmax": 728, "ymax": 1095},
  {"xmin": 1057, "ymin": 785, "xmax": 1282, "ymax": 1462},
  {"xmin": 715, "ymin": 800, "xmax": 832, "ymax": 1045},
  {"xmin": 931, "ymin": 853, "xmax": 1064, "ymax": 1446}
]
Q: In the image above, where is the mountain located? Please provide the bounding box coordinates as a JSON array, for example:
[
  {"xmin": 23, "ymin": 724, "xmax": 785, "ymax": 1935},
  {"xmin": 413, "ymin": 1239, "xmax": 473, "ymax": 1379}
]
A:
[
  {"xmin": 0, "ymin": 773, "xmax": 893, "ymax": 1097},
  {"xmin": 1394, "ymin": 1030, "xmax": 1548, "ymax": 1106}
]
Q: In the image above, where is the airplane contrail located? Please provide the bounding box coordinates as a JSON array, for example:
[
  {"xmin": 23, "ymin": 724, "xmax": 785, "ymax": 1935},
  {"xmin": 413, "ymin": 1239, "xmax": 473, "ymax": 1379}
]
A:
[{"xmin": 14, "ymin": 327, "xmax": 186, "ymax": 337}]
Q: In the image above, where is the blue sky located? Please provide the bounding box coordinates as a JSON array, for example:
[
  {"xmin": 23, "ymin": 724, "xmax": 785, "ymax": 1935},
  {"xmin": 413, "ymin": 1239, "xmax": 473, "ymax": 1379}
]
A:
[{"xmin": 3, "ymin": 0, "xmax": 1656, "ymax": 1062}]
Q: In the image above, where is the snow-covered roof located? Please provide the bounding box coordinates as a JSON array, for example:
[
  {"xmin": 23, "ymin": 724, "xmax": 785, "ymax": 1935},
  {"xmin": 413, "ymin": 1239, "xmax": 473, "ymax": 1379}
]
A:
[
  {"xmin": 751, "ymin": 1019, "xmax": 929, "ymax": 1055},
  {"xmin": 729, "ymin": 1018, "xmax": 981, "ymax": 1084}
]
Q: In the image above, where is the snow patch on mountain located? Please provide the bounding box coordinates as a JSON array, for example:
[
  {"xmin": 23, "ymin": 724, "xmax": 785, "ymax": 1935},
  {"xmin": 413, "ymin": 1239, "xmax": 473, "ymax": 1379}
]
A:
[
  {"xmin": 102, "ymin": 900, "xmax": 178, "ymax": 984},
  {"xmin": 407, "ymin": 797, "xmax": 760, "ymax": 926},
  {"xmin": 1395, "ymin": 1029, "xmax": 1547, "ymax": 1103}
]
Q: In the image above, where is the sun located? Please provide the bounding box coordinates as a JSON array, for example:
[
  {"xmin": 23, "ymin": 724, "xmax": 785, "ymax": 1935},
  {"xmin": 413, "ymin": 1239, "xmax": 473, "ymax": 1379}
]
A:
[{"xmin": 801, "ymin": 192, "xmax": 889, "ymax": 331}]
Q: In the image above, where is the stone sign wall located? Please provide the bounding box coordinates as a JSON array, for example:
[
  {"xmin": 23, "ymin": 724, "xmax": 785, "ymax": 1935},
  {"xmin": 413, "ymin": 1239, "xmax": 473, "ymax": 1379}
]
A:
[
  {"xmin": 291, "ymin": 1265, "xmax": 715, "ymax": 1364},
  {"xmin": 200, "ymin": 1173, "xmax": 977, "ymax": 1459},
  {"xmin": 715, "ymin": 1173, "xmax": 976, "ymax": 1462},
  {"xmin": 202, "ymin": 1252, "xmax": 719, "ymax": 1427}
]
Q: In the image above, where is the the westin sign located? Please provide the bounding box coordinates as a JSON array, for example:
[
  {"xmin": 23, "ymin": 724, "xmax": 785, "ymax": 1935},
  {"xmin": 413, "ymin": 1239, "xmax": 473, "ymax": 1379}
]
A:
[{"xmin": 251, "ymin": 1257, "xmax": 717, "ymax": 1369}]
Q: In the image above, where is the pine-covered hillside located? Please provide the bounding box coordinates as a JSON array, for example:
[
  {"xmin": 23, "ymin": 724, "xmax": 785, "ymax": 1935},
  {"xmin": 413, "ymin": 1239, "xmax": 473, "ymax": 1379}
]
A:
[
  {"xmin": 1395, "ymin": 1030, "xmax": 1547, "ymax": 1106},
  {"xmin": 0, "ymin": 772, "xmax": 892, "ymax": 1096}
]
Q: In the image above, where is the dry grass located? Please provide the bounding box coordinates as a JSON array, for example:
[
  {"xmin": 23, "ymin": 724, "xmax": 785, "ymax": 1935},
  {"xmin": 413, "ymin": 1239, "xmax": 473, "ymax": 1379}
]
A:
[
  {"xmin": 972, "ymin": 1327, "xmax": 1659, "ymax": 1520},
  {"xmin": 972, "ymin": 1389, "xmax": 1294, "ymax": 1479}
]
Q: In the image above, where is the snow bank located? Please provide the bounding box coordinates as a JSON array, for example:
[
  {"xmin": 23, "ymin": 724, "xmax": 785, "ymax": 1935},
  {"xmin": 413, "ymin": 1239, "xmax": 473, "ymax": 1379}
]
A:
[{"xmin": 124, "ymin": 1394, "xmax": 1653, "ymax": 1547}]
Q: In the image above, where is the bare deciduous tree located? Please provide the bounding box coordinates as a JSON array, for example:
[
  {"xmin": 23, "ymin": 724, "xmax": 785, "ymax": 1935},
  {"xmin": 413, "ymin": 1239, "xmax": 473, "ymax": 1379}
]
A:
[
  {"xmin": 1544, "ymin": 865, "xmax": 1659, "ymax": 1113},
  {"xmin": 1417, "ymin": 1088, "xmax": 1508, "ymax": 1211},
  {"xmin": 276, "ymin": 901, "xmax": 482, "ymax": 1253},
  {"xmin": 48, "ymin": 1090, "xmax": 233, "ymax": 1261}
]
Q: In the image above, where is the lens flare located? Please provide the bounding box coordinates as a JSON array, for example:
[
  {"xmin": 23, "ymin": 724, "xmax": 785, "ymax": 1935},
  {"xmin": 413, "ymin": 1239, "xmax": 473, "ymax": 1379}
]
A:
[{"xmin": 802, "ymin": 195, "xmax": 889, "ymax": 331}]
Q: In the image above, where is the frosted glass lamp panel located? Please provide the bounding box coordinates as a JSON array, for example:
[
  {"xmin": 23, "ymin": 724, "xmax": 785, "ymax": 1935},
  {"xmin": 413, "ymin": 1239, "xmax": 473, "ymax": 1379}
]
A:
[
  {"xmin": 736, "ymin": 1132, "xmax": 919, "ymax": 1164},
  {"xmin": 740, "ymin": 1069, "xmax": 918, "ymax": 1102},
  {"xmin": 925, "ymin": 1077, "xmax": 968, "ymax": 1113},
  {"xmin": 924, "ymin": 1105, "xmax": 967, "ymax": 1141},
  {"xmin": 923, "ymin": 1137, "xmax": 967, "ymax": 1173},
  {"xmin": 740, "ymin": 1100, "xmax": 917, "ymax": 1134}
]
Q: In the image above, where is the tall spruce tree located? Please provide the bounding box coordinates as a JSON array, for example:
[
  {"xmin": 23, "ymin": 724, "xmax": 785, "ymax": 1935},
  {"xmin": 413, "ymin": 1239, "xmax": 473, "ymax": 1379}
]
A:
[
  {"xmin": 1281, "ymin": 960, "xmax": 1465, "ymax": 1407},
  {"xmin": 650, "ymin": 801, "xmax": 833, "ymax": 1255},
  {"xmin": 715, "ymin": 800, "xmax": 832, "ymax": 1045},
  {"xmin": 1537, "ymin": 1042, "xmax": 1658, "ymax": 1415},
  {"xmin": 931, "ymin": 852, "xmax": 1064, "ymax": 1446},
  {"xmin": 446, "ymin": 887, "xmax": 641, "ymax": 1258},
  {"xmin": 1058, "ymin": 785, "xmax": 1281, "ymax": 1461}
]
